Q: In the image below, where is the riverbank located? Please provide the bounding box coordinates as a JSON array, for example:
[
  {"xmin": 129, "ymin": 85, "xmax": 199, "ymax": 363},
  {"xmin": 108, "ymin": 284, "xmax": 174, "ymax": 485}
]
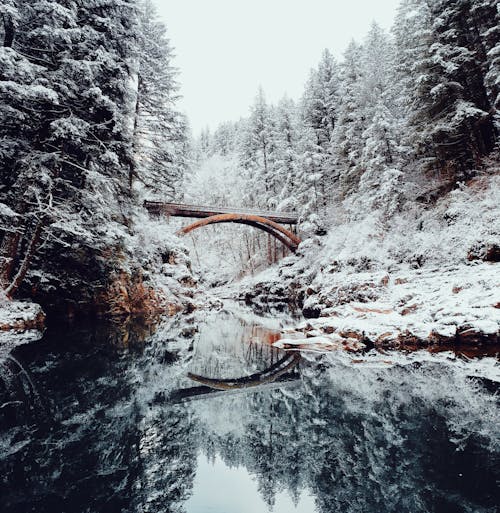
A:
[
  {"xmin": 236, "ymin": 260, "xmax": 499, "ymax": 350},
  {"xmin": 284, "ymin": 261, "xmax": 499, "ymax": 350},
  {"xmin": 234, "ymin": 173, "xmax": 500, "ymax": 350},
  {"xmin": 0, "ymin": 215, "xmax": 205, "ymax": 333}
]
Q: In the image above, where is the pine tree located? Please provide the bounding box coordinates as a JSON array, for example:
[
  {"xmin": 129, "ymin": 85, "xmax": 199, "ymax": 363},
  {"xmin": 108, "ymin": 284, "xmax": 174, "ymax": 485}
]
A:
[
  {"xmin": 241, "ymin": 87, "xmax": 274, "ymax": 207},
  {"xmin": 0, "ymin": 0, "xmax": 140, "ymax": 301},
  {"xmin": 131, "ymin": 0, "xmax": 188, "ymax": 200},
  {"xmin": 302, "ymin": 49, "xmax": 340, "ymax": 208},
  {"xmin": 272, "ymin": 97, "xmax": 300, "ymax": 211},
  {"xmin": 394, "ymin": 0, "xmax": 497, "ymax": 181},
  {"xmin": 431, "ymin": 0, "xmax": 496, "ymax": 166},
  {"xmin": 332, "ymin": 39, "xmax": 366, "ymax": 194},
  {"xmin": 469, "ymin": 0, "xmax": 500, "ymax": 131},
  {"xmin": 359, "ymin": 22, "xmax": 395, "ymax": 121},
  {"xmin": 212, "ymin": 121, "xmax": 239, "ymax": 156},
  {"xmin": 303, "ymin": 49, "xmax": 340, "ymax": 149}
]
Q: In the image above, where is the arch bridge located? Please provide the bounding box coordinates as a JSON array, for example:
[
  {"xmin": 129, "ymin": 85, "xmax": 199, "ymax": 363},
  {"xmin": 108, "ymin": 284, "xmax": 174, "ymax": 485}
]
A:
[{"xmin": 144, "ymin": 201, "xmax": 301, "ymax": 251}]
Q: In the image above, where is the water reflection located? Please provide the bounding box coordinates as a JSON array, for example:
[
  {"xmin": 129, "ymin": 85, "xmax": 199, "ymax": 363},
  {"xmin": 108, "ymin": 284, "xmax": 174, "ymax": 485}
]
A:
[
  {"xmin": 0, "ymin": 306, "xmax": 498, "ymax": 513},
  {"xmin": 185, "ymin": 452, "xmax": 317, "ymax": 513}
]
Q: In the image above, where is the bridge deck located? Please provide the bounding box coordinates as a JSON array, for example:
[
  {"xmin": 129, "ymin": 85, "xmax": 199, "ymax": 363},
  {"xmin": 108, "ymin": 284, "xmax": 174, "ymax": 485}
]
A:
[{"xmin": 144, "ymin": 201, "xmax": 299, "ymax": 225}]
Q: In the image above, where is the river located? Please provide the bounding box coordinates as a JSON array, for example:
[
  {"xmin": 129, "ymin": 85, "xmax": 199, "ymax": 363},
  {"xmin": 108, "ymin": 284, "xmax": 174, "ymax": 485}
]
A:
[{"xmin": 0, "ymin": 303, "xmax": 498, "ymax": 513}]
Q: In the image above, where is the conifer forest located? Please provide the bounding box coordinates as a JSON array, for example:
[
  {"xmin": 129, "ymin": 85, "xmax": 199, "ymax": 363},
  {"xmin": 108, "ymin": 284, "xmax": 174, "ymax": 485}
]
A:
[{"xmin": 0, "ymin": 1, "xmax": 498, "ymax": 512}]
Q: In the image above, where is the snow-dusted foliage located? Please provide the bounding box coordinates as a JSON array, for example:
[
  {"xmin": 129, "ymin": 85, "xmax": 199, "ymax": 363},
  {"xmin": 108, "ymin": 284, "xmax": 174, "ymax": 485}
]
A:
[
  {"xmin": 189, "ymin": 0, "xmax": 499, "ymax": 300},
  {"xmin": 0, "ymin": 0, "xmax": 138, "ymax": 302},
  {"xmin": 0, "ymin": 0, "xmax": 190, "ymax": 315},
  {"xmin": 131, "ymin": 0, "xmax": 189, "ymax": 201}
]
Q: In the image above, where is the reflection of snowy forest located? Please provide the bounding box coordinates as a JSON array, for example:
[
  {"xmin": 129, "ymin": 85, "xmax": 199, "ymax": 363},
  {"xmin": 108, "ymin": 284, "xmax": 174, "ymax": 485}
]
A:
[{"xmin": 1, "ymin": 310, "xmax": 498, "ymax": 513}]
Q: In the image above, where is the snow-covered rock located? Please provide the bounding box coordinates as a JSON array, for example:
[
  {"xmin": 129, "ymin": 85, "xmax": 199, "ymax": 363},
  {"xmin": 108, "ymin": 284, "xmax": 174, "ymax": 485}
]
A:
[{"xmin": 0, "ymin": 298, "xmax": 45, "ymax": 332}]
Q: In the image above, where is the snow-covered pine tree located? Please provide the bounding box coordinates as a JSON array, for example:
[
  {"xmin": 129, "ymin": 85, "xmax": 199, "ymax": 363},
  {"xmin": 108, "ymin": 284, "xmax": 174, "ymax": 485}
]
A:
[
  {"xmin": 131, "ymin": 0, "xmax": 188, "ymax": 201},
  {"xmin": 301, "ymin": 49, "xmax": 340, "ymax": 208},
  {"xmin": 294, "ymin": 121, "xmax": 324, "ymax": 215},
  {"xmin": 332, "ymin": 39, "xmax": 366, "ymax": 194},
  {"xmin": 240, "ymin": 87, "xmax": 274, "ymax": 208},
  {"xmin": 0, "ymin": 0, "xmax": 77, "ymax": 294},
  {"xmin": 353, "ymin": 23, "xmax": 405, "ymax": 216},
  {"xmin": 394, "ymin": 0, "xmax": 497, "ymax": 181},
  {"xmin": 212, "ymin": 121, "xmax": 239, "ymax": 156},
  {"xmin": 392, "ymin": 0, "xmax": 432, "ymax": 168},
  {"xmin": 431, "ymin": 0, "xmax": 496, "ymax": 165},
  {"xmin": 0, "ymin": 0, "xmax": 141, "ymax": 308},
  {"xmin": 271, "ymin": 96, "xmax": 301, "ymax": 212},
  {"xmin": 303, "ymin": 49, "xmax": 340, "ymax": 149},
  {"xmin": 358, "ymin": 23, "xmax": 395, "ymax": 124},
  {"xmin": 353, "ymin": 99, "xmax": 404, "ymax": 218},
  {"xmin": 469, "ymin": 0, "xmax": 500, "ymax": 132}
]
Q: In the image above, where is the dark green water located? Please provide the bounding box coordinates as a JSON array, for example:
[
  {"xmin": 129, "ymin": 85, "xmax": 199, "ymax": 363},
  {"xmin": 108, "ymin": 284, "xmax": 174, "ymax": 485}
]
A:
[{"xmin": 0, "ymin": 306, "xmax": 498, "ymax": 513}]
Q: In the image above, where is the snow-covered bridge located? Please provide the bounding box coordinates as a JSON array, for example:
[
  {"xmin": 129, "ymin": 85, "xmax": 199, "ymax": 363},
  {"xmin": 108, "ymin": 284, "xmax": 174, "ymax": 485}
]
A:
[{"xmin": 144, "ymin": 201, "xmax": 301, "ymax": 251}]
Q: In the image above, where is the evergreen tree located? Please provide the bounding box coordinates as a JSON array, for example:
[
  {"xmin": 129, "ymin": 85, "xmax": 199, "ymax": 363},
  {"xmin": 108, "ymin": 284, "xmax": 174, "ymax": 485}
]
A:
[
  {"xmin": 303, "ymin": 49, "xmax": 340, "ymax": 149},
  {"xmin": 241, "ymin": 87, "xmax": 274, "ymax": 207},
  {"xmin": 271, "ymin": 97, "xmax": 300, "ymax": 211},
  {"xmin": 470, "ymin": 0, "xmax": 499, "ymax": 130},
  {"xmin": 211, "ymin": 121, "xmax": 239, "ymax": 156},
  {"xmin": 332, "ymin": 40, "xmax": 366, "ymax": 194},
  {"xmin": 0, "ymin": 0, "xmax": 140, "ymax": 303},
  {"xmin": 131, "ymin": 0, "xmax": 188, "ymax": 200},
  {"xmin": 359, "ymin": 22, "xmax": 395, "ymax": 121},
  {"xmin": 302, "ymin": 49, "xmax": 340, "ymax": 208},
  {"xmin": 394, "ymin": 0, "xmax": 497, "ymax": 181}
]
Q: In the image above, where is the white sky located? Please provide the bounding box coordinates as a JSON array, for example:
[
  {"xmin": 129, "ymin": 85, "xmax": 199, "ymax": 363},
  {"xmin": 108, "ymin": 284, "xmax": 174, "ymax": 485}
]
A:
[{"xmin": 153, "ymin": 0, "xmax": 401, "ymax": 135}]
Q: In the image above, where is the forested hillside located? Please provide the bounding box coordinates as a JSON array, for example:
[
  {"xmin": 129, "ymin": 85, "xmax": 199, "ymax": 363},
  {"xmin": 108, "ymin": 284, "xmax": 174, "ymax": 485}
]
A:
[
  {"xmin": 0, "ymin": 0, "xmax": 190, "ymax": 318},
  {"xmin": 189, "ymin": 0, "xmax": 499, "ymax": 282}
]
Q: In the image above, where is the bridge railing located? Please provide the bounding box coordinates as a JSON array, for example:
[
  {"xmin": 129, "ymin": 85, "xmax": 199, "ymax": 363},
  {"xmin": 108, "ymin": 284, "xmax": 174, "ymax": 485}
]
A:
[{"xmin": 144, "ymin": 200, "xmax": 299, "ymax": 225}]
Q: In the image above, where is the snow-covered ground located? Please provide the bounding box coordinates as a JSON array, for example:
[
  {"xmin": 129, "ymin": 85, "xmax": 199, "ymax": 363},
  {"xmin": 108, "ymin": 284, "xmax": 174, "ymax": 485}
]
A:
[
  {"xmin": 236, "ymin": 174, "xmax": 500, "ymax": 348},
  {"xmin": 298, "ymin": 261, "xmax": 499, "ymax": 345}
]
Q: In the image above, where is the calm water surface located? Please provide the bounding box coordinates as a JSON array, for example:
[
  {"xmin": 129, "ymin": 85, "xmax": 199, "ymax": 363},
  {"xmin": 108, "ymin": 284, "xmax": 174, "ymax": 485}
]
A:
[{"xmin": 0, "ymin": 305, "xmax": 498, "ymax": 513}]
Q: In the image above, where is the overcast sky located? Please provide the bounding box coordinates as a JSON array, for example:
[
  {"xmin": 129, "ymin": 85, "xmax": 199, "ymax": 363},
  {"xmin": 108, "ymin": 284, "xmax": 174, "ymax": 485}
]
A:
[{"xmin": 152, "ymin": 0, "xmax": 401, "ymax": 135}]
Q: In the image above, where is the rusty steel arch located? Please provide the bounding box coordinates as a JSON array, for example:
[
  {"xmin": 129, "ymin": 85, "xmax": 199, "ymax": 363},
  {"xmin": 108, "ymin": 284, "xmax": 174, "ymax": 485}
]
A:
[{"xmin": 177, "ymin": 213, "xmax": 301, "ymax": 251}]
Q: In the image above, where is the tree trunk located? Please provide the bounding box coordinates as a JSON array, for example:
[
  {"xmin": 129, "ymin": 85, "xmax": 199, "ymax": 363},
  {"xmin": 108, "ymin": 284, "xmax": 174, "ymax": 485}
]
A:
[
  {"xmin": 5, "ymin": 221, "xmax": 43, "ymax": 298},
  {"xmin": 2, "ymin": 16, "xmax": 15, "ymax": 48},
  {"xmin": 0, "ymin": 231, "xmax": 22, "ymax": 288},
  {"xmin": 129, "ymin": 76, "xmax": 142, "ymax": 193}
]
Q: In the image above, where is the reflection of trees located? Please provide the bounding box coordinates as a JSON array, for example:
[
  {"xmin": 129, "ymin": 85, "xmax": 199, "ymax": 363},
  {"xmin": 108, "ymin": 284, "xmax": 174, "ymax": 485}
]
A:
[
  {"xmin": 0, "ymin": 316, "xmax": 197, "ymax": 513},
  {"xmin": 130, "ymin": 405, "xmax": 198, "ymax": 513},
  {"xmin": 1, "ymin": 309, "xmax": 498, "ymax": 513},
  {"xmin": 194, "ymin": 362, "xmax": 499, "ymax": 513},
  {"xmin": 0, "ymin": 333, "xmax": 142, "ymax": 512}
]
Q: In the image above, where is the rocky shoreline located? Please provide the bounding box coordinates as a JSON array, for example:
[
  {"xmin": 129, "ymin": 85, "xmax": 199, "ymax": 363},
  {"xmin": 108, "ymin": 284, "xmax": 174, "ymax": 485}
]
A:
[
  {"xmin": 2, "ymin": 254, "xmax": 498, "ymax": 354},
  {"xmin": 235, "ymin": 258, "xmax": 499, "ymax": 351}
]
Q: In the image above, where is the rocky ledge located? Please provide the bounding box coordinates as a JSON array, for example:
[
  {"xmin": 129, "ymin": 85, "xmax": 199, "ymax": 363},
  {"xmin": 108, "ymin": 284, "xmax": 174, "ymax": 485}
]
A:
[
  {"xmin": 0, "ymin": 300, "xmax": 45, "ymax": 331},
  {"xmin": 240, "ymin": 260, "xmax": 499, "ymax": 351}
]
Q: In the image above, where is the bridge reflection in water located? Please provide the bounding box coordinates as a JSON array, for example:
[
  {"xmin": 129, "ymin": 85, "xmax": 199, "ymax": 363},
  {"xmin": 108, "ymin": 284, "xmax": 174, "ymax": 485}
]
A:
[{"xmin": 1, "ymin": 307, "xmax": 498, "ymax": 513}]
